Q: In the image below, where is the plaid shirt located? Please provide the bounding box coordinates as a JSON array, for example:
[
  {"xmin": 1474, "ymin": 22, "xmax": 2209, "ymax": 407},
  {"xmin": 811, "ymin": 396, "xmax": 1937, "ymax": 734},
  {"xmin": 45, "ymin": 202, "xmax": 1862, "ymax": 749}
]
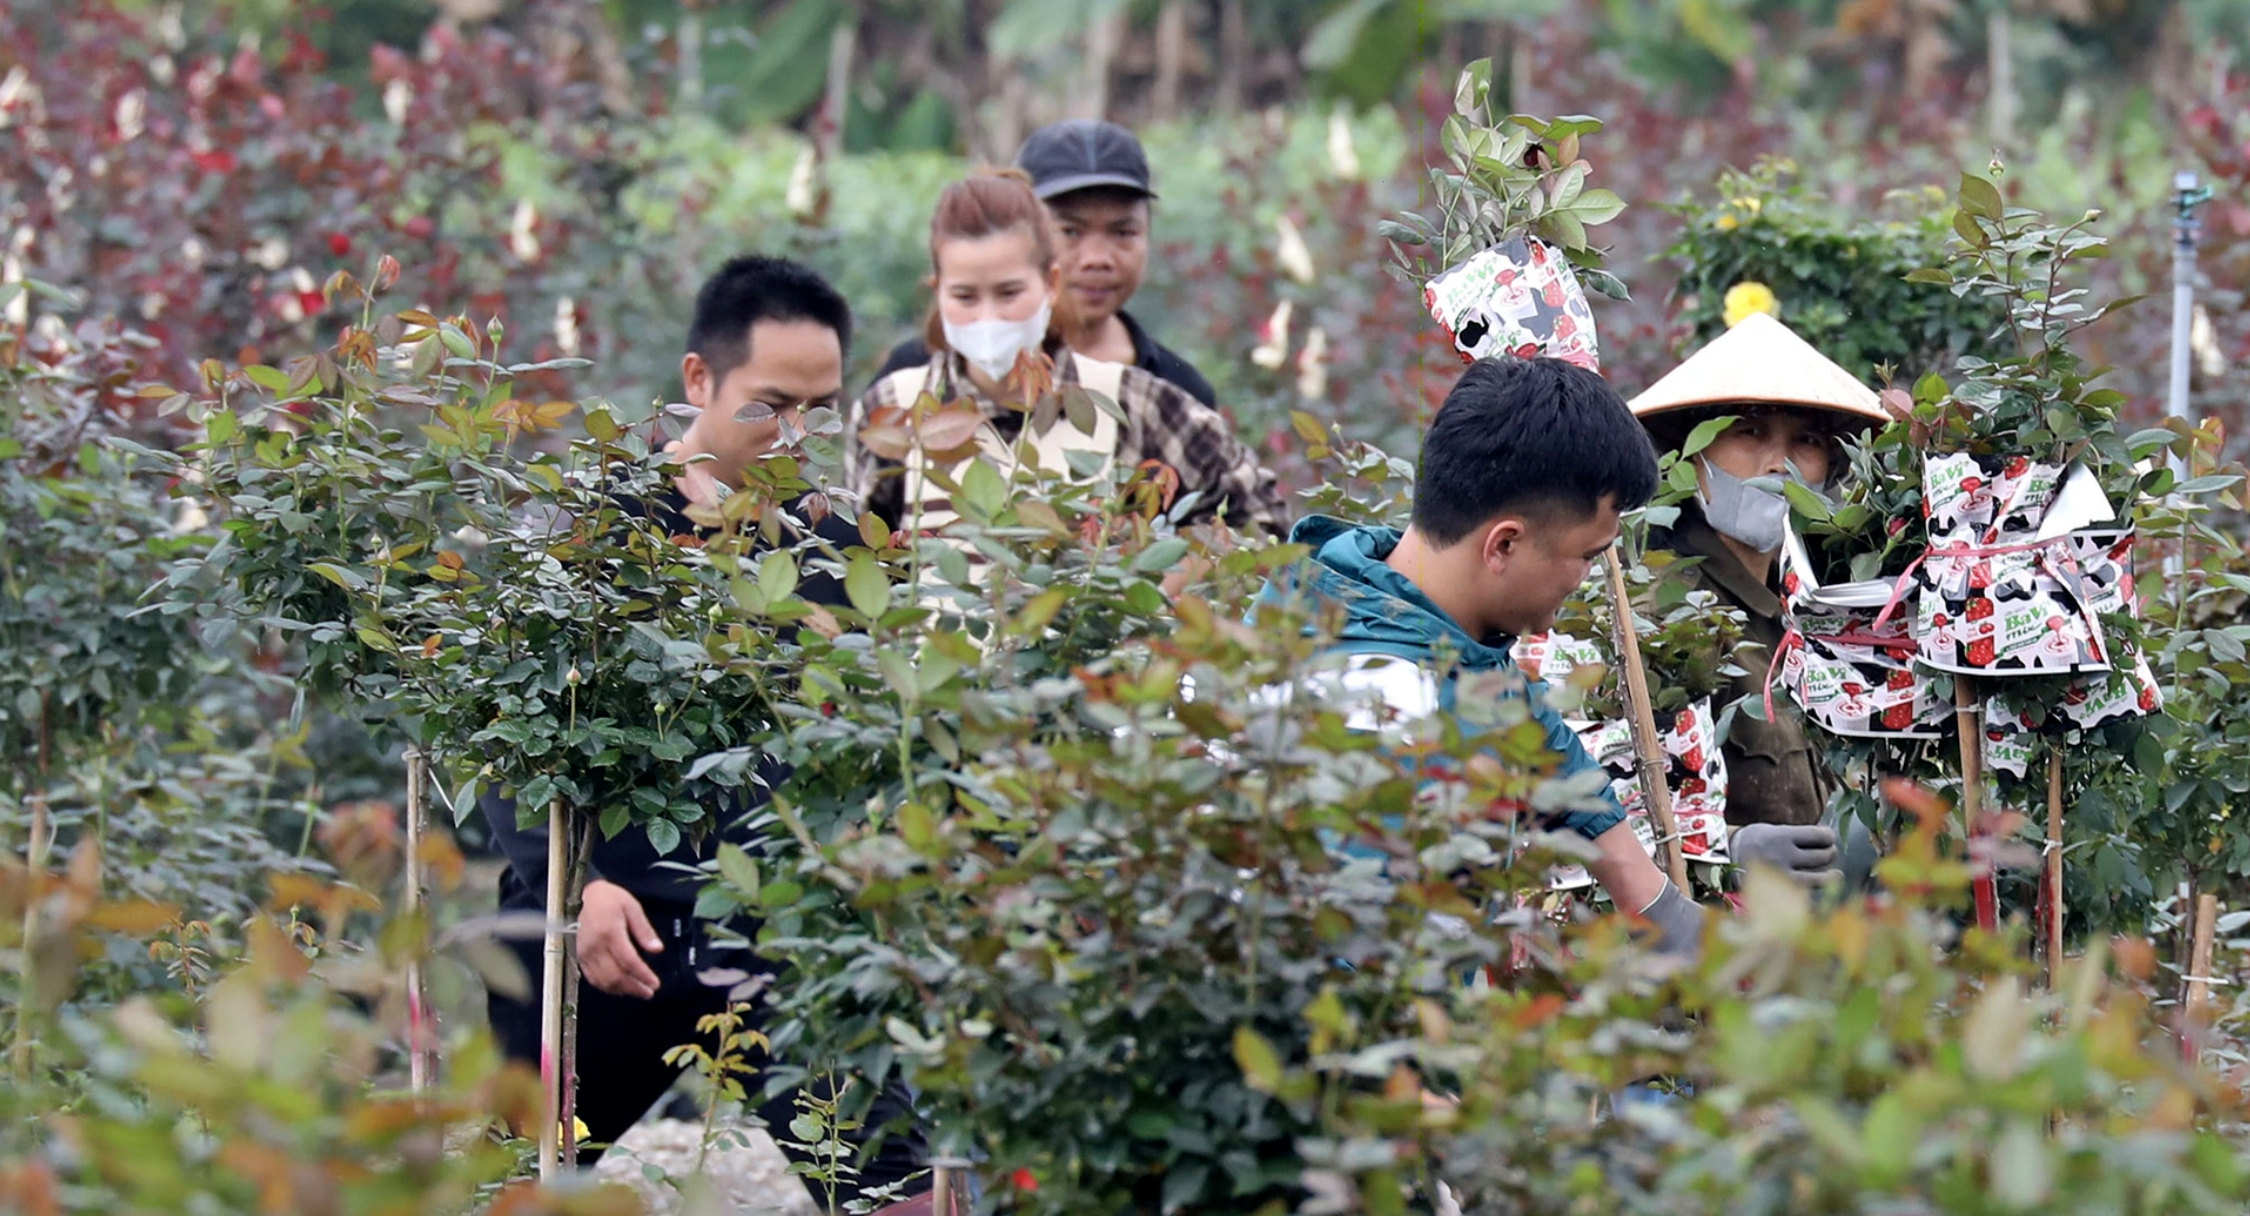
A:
[{"xmin": 846, "ymin": 349, "xmax": 1289, "ymax": 534}]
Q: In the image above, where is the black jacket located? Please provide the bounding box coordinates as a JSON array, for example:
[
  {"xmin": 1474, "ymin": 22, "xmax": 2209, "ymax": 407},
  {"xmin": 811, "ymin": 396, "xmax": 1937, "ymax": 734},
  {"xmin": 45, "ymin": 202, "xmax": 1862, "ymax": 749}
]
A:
[
  {"xmin": 480, "ymin": 486, "xmax": 857, "ymax": 906},
  {"xmin": 874, "ymin": 309, "xmax": 1219, "ymax": 408}
]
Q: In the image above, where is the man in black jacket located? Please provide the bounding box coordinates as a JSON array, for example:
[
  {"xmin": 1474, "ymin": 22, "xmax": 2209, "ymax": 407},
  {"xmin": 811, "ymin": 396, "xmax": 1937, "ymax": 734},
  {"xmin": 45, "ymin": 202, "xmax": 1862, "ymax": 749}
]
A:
[
  {"xmin": 483, "ymin": 256, "xmax": 928, "ymax": 1211},
  {"xmin": 873, "ymin": 119, "xmax": 1218, "ymax": 406}
]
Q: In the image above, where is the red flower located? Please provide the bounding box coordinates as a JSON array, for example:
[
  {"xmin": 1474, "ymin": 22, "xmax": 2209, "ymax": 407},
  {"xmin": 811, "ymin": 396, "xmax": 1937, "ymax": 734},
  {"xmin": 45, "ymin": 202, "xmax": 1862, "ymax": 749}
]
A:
[
  {"xmin": 1011, "ymin": 1168, "xmax": 1038, "ymax": 1193},
  {"xmin": 191, "ymin": 148, "xmax": 237, "ymax": 174},
  {"xmin": 327, "ymin": 232, "xmax": 352, "ymax": 257},
  {"xmin": 404, "ymin": 215, "xmax": 435, "ymax": 240}
]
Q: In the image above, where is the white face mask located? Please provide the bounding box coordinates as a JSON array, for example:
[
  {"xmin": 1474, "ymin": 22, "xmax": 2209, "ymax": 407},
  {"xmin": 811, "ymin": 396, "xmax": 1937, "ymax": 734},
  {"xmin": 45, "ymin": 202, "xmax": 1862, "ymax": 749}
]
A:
[
  {"xmin": 943, "ymin": 301, "xmax": 1052, "ymax": 382},
  {"xmin": 1696, "ymin": 458, "xmax": 1794, "ymax": 554}
]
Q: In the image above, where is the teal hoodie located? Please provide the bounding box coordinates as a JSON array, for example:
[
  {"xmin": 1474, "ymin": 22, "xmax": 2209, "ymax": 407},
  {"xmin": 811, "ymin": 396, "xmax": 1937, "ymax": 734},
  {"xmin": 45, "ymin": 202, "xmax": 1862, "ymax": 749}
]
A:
[{"xmin": 1254, "ymin": 515, "xmax": 1627, "ymax": 843}]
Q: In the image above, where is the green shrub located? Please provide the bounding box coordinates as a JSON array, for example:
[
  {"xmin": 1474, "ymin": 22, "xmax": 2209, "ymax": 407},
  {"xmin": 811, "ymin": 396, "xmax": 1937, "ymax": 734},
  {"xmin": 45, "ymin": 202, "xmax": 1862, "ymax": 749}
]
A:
[{"xmin": 1663, "ymin": 159, "xmax": 2006, "ymax": 384}]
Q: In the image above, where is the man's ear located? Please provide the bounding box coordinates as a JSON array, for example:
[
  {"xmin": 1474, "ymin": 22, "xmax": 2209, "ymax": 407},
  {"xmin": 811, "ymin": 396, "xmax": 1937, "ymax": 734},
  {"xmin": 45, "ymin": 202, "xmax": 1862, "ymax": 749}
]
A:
[
  {"xmin": 1480, "ymin": 517, "xmax": 1527, "ymax": 573},
  {"xmin": 681, "ymin": 352, "xmax": 713, "ymax": 412}
]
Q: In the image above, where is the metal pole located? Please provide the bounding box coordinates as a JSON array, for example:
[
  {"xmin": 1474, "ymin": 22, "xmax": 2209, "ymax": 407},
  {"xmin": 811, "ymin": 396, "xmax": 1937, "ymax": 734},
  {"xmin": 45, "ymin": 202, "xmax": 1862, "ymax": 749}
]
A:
[
  {"xmin": 2168, "ymin": 170, "xmax": 2203, "ymax": 438},
  {"xmin": 2165, "ymin": 171, "xmax": 2211, "ymax": 586}
]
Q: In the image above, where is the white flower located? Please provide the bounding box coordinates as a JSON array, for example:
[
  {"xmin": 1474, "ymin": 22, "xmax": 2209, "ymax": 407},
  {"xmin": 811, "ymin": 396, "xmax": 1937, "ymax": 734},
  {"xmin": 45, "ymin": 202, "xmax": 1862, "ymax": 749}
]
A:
[
  {"xmin": 383, "ymin": 79, "xmax": 413, "ymax": 125},
  {"xmin": 1275, "ymin": 216, "xmax": 1315, "ymax": 285},
  {"xmin": 1297, "ymin": 325, "xmax": 1330, "ymax": 400},
  {"xmin": 139, "ymin": 291, "xmax": 166, "ymax": 320},
  {"xmin": 785, "ymin": 144, "xmax": 817, "ymax": 217},
  {"xmin": 553, "ymin": 295, "xmax": 581, "ymax": 357},
  {"xmin": 251, "ymin": 237, "xmax": 289, "ymax": 271},
  {"xmin": 1326, "ymin": 108, "xmax": 1360, "ymax": 181},
  {"xmin": 1250, "ymin": 300, "xmax": 1292, "ymax": 370},
  {"xmin": 115, "ymin": 88, "xmax": 146, "ymax": 142},
  {"xmin": 0, "ymin": 67, "xmax": 29, "ymax": 129},
  {"xmin": 509, "ymin": 198, "xmax": 541, "ymax": 261},
  {"xmin": 180, "ymin": 236, "xmax": 207, "ymax": 269}
]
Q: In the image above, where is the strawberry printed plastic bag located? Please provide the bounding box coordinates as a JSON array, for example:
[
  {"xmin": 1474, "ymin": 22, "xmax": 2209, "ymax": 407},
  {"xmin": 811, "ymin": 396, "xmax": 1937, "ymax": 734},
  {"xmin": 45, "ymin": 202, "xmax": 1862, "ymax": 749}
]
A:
[
  {"xmin": 1424, "ymin": 236, "xmax": 1600, "ymax": 370},
  {"xmin": 1776, "ymin": 527, "xmax": 1947, "ymax": 738},
  {"xmin": 1915, "ymin": 462, "xmax": 2127, "ymax": 677}
]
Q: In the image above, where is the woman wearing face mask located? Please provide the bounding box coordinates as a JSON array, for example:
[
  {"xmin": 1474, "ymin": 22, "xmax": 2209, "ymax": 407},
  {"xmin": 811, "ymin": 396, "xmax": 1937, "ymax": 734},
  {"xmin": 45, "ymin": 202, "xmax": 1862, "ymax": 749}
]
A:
[
  {"xmin": 847, "ymin": 169, "xmax": 1287, "ymax": 537},
  {"xmin": 1629, "ymin": 312, "xmax": 1890, "ymax": 832}
]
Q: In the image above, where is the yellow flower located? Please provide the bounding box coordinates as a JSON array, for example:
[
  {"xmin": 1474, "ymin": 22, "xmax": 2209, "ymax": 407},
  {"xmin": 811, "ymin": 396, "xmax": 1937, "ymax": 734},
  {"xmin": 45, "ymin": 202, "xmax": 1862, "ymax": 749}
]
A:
[
  {"xmin": 1715, "ymin": 213, "xmax": 1739, "ymax": 232},
  {"xmin": 1723, "ymin": 281, "xmax": 1779, "ymax": 328}
]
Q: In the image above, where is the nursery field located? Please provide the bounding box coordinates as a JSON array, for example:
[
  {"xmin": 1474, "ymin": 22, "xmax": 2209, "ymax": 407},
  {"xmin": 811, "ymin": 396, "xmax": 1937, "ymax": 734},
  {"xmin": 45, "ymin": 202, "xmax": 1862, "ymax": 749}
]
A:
[{"xmin": 8, "ymin": 3, "xmax": 2250, "ymax": 1214}]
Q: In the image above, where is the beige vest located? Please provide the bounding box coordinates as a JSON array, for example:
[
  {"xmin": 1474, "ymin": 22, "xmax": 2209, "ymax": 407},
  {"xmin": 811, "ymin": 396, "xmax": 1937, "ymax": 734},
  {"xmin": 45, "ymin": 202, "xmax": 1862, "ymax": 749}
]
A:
[{"xmin": 876, "ymin": 352, "xmax": 1126, "ymax": 537}]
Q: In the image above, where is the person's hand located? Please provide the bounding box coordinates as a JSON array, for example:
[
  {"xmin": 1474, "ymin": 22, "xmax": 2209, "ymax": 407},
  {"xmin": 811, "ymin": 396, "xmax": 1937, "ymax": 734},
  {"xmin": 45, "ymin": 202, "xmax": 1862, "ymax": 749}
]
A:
[
  {"xmin": 1730, "ymin": 823, "xmax": 1841, "ymax": 887},
  {"xmin": 576, "ymin": 878, "xmax": 663, "ymax": 998}
]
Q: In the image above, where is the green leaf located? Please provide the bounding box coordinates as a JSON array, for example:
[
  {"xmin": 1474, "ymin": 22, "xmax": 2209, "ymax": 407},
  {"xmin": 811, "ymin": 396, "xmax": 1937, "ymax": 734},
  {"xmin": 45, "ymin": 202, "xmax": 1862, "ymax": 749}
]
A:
[
  {"xmin": 715, "ymin": 843, "xmax": 760, "ymax": 896},
  {"xmin": 898, "ymin": 802, "xmax": 936, "ymax": 851},
  {"xmin": 1232, "ymin": 1026, "xmax": 1282, "ymax": 1092},
  {"xmin": 1014, "ymin": 587, "xmax": 1068, "ymax": 635},
  {"xmin": 758, "ymin": 550, "xmax": 800, "ymax": 604},
  {"xmin": 307, "ymin": 562, "xmax": 364, "ymax": 592},
  {"xmin": 599, "ymin": 805, "xmax": 631, "ymax": 840},
  {"xmin": 1781, "ymin": 480, "xmax": 1831, "ymax": 522},
  {"xmin": 1903, "ymin": 267, "xmax": 1953, "ymax": 285},
  {"xmin": 2176, "ymin": 474, "xmax": 2243, "ymax": 496},
  {"xmin": 1301, "ymin": 0, "xmax": 1390, "ymax": 70},
  {"xmin": 583, "ymin": 408, "xmax": 622, "ymax": 442},
  {"xmin": 644, "ymin": 818, "xmax": 681, "ymax": 857},
  {"xmin": 845, "ymin": 555, "xmax": 890, "ymax": 619},
  {"xmin": 1134, "ymin": 538, "xmax": 1191, "ymax": 574},
  {"xmin": 244, "ymin": 365, "xmax": 290, "ymax": 393},
  {"xmin": 1958, "ymin": 173, "xmax": 2004, "ymax": 221},
  {"xmin": 206, "ymin": 408, "xmax": 238, "ymax": 445},
  {"xmin": 958, "ymin": 458, "xmax": 1008, "ymax": 521},
  {"xmin": 1679, "ymin": 414, "xmax": 1737, "ymax": 459},
  {"xmin": 1569, "ymin": 187, "xmax": 1625, "ymax": 225}
]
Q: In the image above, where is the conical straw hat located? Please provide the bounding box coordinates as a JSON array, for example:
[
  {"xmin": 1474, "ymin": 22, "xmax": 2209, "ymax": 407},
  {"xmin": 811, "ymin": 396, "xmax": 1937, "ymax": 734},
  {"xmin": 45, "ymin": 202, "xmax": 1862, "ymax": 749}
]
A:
[{"xmin": 1628, "ymin": 312, "xmax": 1887, "ymax": 424}]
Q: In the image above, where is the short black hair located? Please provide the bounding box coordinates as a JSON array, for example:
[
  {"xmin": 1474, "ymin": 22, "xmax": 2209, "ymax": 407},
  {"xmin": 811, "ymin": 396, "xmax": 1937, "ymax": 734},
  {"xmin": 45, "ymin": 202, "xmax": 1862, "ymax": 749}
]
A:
[
  {"xmin": 685, "ymin": 255, "xmax": 853, "ymax": 380},
  {"xmin": 1412, "ymin": 357, "xmax": 1658, "ymax": 546}
]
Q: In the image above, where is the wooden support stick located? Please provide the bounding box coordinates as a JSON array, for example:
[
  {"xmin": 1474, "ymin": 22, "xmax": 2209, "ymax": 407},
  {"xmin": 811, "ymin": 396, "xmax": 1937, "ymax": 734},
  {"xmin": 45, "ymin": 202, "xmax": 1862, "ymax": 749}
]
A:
[
  {"xmin": 403, "ymin": 748, "xmax": 432, "ymax": 1095},
  {"xmin": 561, "ymin": 814, "xmax": 591, "ymax": 1168},
  {"xmin": 1953, "ymin": 677, "xmax": 1997, "ymax": 933},
  {"xmin": 2185, "ymin": 893, "xmax": 2219, "ymax": 1025},
  {"xmin": 538, "ymin": 798, "xmax": 570, "ymax": 1180},
  {"xmin": 13, "ymin": 794, "xmax": 49, "ymax": 1083},
  {"xmin": 2044, "ymin": 748, "xmax": 2065, "ymax": 989},
  {"xmin": 1602, "ymin": 556, "xmax": 1691, "ymax": 892}
]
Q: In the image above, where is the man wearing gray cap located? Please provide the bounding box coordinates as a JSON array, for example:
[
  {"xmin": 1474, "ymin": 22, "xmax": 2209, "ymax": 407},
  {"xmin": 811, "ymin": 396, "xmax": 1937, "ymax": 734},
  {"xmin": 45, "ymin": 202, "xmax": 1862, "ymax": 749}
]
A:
[{"xmin": 873, "ymin": 119, "xmax": 1219, "ymax": 407}]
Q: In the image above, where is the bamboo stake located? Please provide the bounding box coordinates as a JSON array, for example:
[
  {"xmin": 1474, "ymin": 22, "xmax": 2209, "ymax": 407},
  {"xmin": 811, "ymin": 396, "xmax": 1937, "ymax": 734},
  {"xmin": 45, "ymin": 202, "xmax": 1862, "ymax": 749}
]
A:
[
  {"xmin": 560, "ymin": 814, "xmax": 592, "ymax": 1169},
  {"xmin": 403, "ymin": 748, "xmax": 431, "ymax": 1095},
  {"xmin": 2044, "ymin": 748, "xmax": 2065, "ymax": 988},
  {"xmin": 1602, "ymin": 556, "xmax": 1691, "ymax": 892},
  {"xmin": 538, "ymin": 798, "xmax": 570, "ymax": 1180},
  {"xmin": 13, "ymin": 794, "xmax": 49, "ymax": 1083},
  {"xmin": 2185, "ymin": 893, "xmax": 2219, "ymax": 1025},
  {"xmin": 1953, "ymin": 677, "xmax": 1998, "ymax": 933}
]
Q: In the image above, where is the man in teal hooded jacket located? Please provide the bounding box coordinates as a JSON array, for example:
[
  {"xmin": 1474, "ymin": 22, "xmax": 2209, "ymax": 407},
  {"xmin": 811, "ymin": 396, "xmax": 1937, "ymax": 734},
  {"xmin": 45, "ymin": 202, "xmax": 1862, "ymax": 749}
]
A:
[{"xmin": 1256, "ymin": 358, "xmax": 1708, "ymax": 946}]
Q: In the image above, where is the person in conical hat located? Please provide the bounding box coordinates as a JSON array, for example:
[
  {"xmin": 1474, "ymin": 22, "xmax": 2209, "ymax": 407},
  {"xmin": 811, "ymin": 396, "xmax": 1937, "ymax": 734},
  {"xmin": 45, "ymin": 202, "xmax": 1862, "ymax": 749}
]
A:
[{"xmin": 1630, "ymin": 310, "xmax": 1889, "ymax": 833}]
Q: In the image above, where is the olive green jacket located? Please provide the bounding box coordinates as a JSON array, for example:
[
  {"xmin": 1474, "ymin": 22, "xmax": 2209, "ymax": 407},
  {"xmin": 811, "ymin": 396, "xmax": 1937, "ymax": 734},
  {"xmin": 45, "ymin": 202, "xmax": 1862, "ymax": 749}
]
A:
[{"xmin": 1660, "ymin": 506, "xmax": 1834, "ymax": 828}]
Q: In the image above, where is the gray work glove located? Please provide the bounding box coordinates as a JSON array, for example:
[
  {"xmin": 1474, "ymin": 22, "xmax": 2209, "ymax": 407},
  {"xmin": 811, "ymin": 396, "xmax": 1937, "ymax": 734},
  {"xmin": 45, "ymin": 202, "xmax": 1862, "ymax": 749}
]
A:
[
  {"xmin": 1730, "ymin": 823, "xmax": 1841, "ymax": 887},
  {"xmin": 1639, "ymin": 881, "xmax": 1707, "ymax": 959}
]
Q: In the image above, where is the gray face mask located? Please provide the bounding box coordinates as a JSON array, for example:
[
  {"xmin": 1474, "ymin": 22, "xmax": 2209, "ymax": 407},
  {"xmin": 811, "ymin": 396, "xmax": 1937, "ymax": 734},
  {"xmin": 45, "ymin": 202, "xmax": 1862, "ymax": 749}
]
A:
[{"xmin": 1696, "ymin": 459, "xmax": 1793, "ymax": 554}]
